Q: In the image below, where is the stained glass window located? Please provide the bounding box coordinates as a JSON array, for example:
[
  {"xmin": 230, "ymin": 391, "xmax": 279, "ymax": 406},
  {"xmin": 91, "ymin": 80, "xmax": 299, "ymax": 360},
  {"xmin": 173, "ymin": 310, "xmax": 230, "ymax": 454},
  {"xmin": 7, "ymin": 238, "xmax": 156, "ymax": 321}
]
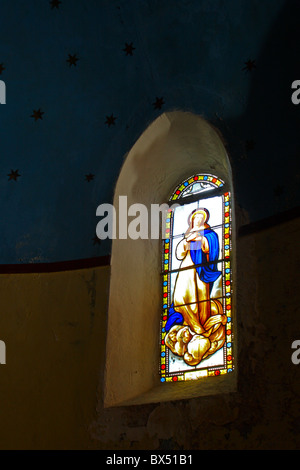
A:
[{"xmin": 160, "ymin": 174, "xmax": 234, "ymax": 383}]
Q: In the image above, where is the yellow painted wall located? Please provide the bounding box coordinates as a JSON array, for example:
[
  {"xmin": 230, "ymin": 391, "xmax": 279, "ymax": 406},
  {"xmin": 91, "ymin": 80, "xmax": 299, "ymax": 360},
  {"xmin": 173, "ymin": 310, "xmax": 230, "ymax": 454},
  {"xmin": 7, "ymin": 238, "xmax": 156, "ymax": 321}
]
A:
[{"xmin": 0, "ymin": 266, "xmax": 110, "ymax": 449}]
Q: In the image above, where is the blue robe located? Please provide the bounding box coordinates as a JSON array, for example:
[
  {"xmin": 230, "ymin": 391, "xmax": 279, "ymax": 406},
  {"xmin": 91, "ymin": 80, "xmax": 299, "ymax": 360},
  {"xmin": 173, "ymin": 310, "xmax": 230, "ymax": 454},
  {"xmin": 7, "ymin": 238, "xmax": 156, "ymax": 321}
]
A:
[{"xmin": 189, "ymin": 229, "xmax": 221, "ymax": 294}]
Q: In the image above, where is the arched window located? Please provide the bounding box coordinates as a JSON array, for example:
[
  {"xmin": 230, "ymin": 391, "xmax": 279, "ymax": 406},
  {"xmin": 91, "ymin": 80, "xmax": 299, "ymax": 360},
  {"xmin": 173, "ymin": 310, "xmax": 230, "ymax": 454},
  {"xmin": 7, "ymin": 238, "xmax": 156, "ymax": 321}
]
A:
[
  {"xmin": 104, "ymin": 111, "xmax": 236, "ymax": 407},
  {"xmin": 160, "ymin": 174, "xmax": 234, "ymax": 383}
]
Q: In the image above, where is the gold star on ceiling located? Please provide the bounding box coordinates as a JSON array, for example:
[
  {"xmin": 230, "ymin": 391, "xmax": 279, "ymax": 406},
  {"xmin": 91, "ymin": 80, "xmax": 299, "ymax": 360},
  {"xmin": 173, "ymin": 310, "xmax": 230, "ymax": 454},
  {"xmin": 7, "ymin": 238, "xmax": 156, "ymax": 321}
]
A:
[
  {"xmin": 7, "ymin": 169, "xmax": 21, "ymax": 181},
  {"xmin": 243, "ymin": 59, "xmax": 256, "ymax": 72},
  {"xmin": 105, "ymin": 114, "xmax": 117, "ymax": 127},
  {"xmin": 123, "ymin": 42, "xmax": 135, "ymax": 56},
  {"xmin": 31, "ymin": 109, "xmax": 44, "ymax": 121},
  {"xmin": 85, "ymin": 173, "xmax": 95, "ymax": 182},
  {"xmin": 153, "ymin": 97, "xmax": 165, "ymax": 110},
  {"xmin": 50, "ymin": 0, "xmax": 61, "ymax": 9},
  {"xmin": 92, "ymin": 235, "xmax": 101, "ymax": 246},
  {"xmin": 66, "ymin": 54, "xmax": 79, "ymax": 67}
]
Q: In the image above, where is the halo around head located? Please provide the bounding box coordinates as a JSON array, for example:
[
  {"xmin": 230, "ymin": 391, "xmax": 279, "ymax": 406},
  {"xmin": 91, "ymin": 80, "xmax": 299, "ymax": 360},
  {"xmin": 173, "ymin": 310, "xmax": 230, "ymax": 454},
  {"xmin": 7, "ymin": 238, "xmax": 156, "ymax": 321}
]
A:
[{"xmin": 188, "ymin": 208, "xmax": 210, "ymax": 226}]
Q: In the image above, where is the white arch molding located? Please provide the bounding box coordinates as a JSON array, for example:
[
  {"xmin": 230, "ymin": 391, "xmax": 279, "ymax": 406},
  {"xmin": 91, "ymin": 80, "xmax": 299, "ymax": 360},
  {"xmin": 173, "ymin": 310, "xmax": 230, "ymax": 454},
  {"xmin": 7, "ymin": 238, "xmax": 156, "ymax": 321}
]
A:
[{"xmin": 104, "ymin": 111, "xmax": 237, "ymax": 407}]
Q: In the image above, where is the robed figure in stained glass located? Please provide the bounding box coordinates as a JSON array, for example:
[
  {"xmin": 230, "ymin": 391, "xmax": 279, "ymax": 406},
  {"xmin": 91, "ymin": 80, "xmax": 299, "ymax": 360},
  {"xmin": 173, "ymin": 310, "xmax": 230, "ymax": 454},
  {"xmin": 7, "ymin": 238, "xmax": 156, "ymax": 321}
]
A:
[{"xmin": 165, "ymin": 208, "xmax": 226, "ymax": 366}]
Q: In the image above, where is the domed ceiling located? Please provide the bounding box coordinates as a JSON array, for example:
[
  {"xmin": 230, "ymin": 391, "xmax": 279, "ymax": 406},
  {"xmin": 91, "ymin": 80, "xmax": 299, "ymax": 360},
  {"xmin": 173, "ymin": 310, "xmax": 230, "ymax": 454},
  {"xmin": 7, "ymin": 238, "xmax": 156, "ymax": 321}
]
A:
[{"xmin": 0, "ymin": 0, "xmax": 299, "ymax": 265}]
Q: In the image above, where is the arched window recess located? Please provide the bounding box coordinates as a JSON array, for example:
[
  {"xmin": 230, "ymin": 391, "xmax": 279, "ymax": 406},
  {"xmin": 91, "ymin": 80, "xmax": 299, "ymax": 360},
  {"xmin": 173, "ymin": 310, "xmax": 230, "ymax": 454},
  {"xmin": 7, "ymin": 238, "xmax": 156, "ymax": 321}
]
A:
[{"xmin": 104, "ymin": 111, "xmax": 236, "ymax": 407}]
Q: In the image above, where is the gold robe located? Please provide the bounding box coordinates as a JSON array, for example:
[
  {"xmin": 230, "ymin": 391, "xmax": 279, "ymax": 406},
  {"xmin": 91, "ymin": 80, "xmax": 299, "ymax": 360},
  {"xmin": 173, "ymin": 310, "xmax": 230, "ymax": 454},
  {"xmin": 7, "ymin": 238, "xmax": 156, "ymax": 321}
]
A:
[{"xmin": 167, "ymin": 237, "xmax": 226, "ymax": 365}]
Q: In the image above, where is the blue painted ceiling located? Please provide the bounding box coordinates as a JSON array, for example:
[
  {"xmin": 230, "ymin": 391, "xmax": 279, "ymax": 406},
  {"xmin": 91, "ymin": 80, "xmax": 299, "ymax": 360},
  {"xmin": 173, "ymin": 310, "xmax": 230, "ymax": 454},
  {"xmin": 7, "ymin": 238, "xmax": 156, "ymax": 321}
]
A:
[{"xmin": 0, "ymin": 0, "xmax": 299, "ymax": 264}]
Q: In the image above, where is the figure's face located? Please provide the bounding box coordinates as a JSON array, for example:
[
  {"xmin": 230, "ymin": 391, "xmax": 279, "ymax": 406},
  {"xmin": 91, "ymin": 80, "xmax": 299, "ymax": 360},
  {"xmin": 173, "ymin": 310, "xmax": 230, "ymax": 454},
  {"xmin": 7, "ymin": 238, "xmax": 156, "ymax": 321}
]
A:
[{"xmin": 192, "ymin": 213, "xmax": 204, "ymax": 228}]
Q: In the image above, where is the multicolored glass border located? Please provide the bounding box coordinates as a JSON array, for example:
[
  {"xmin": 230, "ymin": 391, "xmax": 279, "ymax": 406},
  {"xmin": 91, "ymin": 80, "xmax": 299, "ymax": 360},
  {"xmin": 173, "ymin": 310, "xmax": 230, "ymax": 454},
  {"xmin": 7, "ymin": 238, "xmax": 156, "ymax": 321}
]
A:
[
  {"xmin": 160, "ymin": 174, "xmax": 234, "ymax": 383},
  {"xmin": 170, "ymin": 173, "xmax": 224, "ymax": 201}
]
